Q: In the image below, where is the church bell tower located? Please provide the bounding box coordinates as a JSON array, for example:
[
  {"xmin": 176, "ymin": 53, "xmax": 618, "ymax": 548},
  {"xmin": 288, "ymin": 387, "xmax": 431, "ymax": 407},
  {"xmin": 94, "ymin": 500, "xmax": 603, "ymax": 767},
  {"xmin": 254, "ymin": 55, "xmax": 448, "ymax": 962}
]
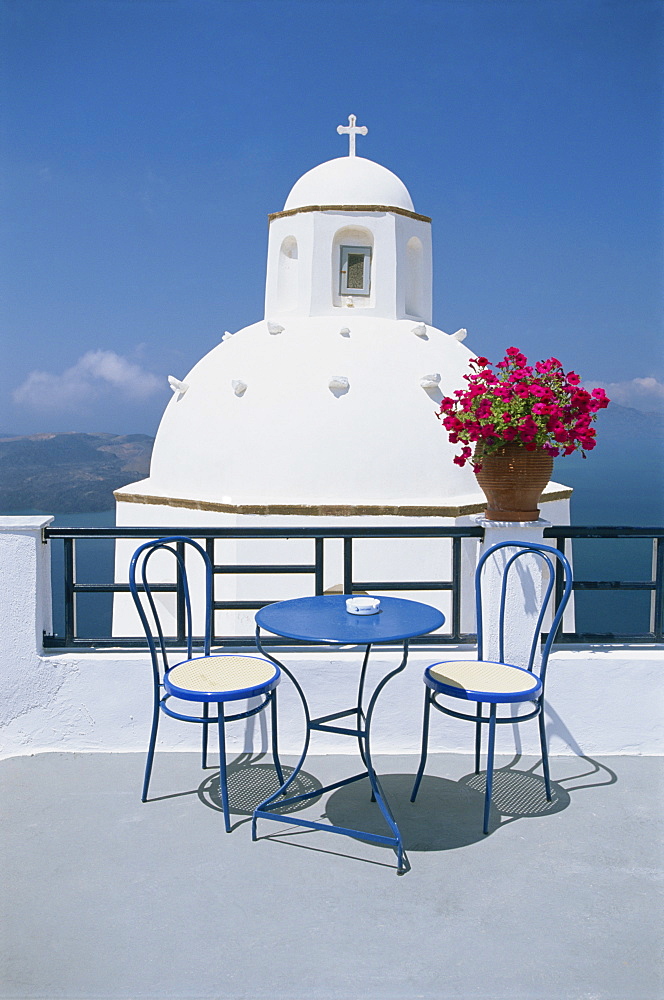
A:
[{"xmin": 264, "ymin": 115, "xmax": 433, "ymax": 323}]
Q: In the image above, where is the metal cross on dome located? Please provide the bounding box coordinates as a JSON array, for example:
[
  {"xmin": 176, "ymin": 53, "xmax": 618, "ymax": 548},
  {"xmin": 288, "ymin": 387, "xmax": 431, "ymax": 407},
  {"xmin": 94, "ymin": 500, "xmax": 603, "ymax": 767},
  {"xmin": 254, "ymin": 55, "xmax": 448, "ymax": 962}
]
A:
[{"xmin": 337, "ymin": 114, "xmax": 368, "ymax": 157}]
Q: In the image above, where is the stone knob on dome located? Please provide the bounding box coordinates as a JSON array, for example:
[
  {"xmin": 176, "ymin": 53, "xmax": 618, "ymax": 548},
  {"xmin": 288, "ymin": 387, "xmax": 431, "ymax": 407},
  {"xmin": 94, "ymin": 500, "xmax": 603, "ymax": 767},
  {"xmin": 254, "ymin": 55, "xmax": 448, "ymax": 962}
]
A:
[
  {"xmin": 168, "ymin": 376, "xmax": 189, "ymax": 397},
  {"xmin": 328, "ymin": 376, "xmax": 350, "ymax": 393}
]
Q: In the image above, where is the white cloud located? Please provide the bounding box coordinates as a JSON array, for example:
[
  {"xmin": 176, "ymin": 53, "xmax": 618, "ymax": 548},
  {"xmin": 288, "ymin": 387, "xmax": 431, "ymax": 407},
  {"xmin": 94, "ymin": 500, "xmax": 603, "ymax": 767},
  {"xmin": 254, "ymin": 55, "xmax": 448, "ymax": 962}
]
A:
[
  {"xmin": 13, "ymin": 350, "xmax": 162, "ymax": 411},
  {"xmin": 584, "ymin": 376, "xmax": 664, "ymax": 413}
]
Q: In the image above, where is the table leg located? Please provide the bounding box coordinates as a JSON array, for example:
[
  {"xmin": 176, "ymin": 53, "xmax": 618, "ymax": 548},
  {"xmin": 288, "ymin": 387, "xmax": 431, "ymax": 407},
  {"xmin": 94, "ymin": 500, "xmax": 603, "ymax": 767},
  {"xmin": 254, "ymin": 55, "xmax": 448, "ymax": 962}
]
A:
[
  {"xmin": 362, "ymin": 640, "xmax": 410, "ymax": 873},
  {"xmin": 355, "ymin": 643, "xmax": 372, "ymax": 771},
  {"xmin": 251, "ymin": 626, "xmax": 312, "ymax": 841},
  {"xmin": 252, "ymin": 630, "xmax": 410, "ymax": 874}
]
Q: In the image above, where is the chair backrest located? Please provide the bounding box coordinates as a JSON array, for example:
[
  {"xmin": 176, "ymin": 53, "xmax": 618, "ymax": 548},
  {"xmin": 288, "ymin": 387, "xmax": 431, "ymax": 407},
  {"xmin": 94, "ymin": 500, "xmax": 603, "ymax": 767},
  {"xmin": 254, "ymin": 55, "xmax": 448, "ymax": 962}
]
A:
[
  {"xmin": 129, "ymin": 537, "xmax": 213, "ymax": 683},
  {"xmin": 476, "ymin": 540, "xmax": 573, "ymax": 684}
]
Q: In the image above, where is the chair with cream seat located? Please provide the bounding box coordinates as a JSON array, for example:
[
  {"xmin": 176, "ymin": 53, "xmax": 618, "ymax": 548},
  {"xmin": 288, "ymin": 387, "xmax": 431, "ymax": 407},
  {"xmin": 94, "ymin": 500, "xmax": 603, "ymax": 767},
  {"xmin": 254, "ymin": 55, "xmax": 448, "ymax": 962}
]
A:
[
  {"xmin": 129, "ymin": 537, "xmax": 283, "ymax": 831},
  {"xmin": 410, "ymin": 540, "xmax": 573, "ymax": 834}
]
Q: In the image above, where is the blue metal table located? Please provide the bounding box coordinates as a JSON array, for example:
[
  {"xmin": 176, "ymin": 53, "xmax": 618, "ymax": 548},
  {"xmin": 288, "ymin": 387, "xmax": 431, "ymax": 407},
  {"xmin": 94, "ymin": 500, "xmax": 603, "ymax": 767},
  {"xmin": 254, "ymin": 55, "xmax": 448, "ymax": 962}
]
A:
[{"xmin": 252, "ymin": 594, "xmax": 445, "ymax": 873}]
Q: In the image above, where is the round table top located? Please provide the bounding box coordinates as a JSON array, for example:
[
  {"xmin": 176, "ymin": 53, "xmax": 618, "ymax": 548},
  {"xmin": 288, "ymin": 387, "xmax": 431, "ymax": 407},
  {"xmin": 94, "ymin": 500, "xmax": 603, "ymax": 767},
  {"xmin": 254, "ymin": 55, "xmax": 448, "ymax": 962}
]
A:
[{"xmin": 255, "ymin": 594, "xmax": 445, "ymax": 644}]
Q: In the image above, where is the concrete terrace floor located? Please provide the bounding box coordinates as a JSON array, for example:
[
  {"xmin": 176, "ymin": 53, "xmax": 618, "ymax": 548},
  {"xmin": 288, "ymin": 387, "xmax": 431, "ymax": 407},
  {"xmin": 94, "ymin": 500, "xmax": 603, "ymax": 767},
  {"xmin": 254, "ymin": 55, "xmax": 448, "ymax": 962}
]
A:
[{"xmin": 1, "ymin": 751, "xmax": 662, "ymax": 1000}]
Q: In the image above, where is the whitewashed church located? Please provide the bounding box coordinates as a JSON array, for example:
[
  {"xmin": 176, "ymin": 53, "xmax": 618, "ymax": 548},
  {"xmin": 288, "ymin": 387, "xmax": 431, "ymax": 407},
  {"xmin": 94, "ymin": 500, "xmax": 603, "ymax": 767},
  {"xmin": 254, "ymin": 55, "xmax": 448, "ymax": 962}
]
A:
[{"xmin": 113, "ymin": 116, "xmax": 571, "ymax": 631}]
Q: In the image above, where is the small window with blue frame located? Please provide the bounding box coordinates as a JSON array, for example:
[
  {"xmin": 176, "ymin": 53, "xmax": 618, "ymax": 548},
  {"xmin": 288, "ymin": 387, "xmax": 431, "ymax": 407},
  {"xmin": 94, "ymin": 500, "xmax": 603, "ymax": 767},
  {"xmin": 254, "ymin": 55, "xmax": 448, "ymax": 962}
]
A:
[{"xmin": 340, "ymin": 245, "xmax": 372, "ymax": 296}]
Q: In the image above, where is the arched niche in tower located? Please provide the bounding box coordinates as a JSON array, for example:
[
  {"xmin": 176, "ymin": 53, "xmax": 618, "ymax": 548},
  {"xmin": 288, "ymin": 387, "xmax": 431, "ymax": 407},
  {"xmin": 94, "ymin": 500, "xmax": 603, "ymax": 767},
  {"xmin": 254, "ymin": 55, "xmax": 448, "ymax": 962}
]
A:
[
  {"xmin": 277, "ymin": 235, "xmax": 299, "ymax": 312},
  {"xmin": 405, "ymin": 236, "xmax": 424, "ymax": 319},
  {"xmin": 332, "ymin": 225, "xmax": 375, "ymax": 309}
]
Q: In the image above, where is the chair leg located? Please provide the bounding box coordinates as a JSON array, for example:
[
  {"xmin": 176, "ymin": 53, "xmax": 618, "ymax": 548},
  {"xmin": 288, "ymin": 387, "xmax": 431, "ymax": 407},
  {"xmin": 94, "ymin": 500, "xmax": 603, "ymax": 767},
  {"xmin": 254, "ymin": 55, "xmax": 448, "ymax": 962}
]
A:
[
  {"xmin": 483, "ymin": 704, "xmax": 497, "ymax": 835},
  {"xmin": 217, "ymin": 705, "xmax": 231, "ymax": 833},
  {"xmin": 538, "ymin": 706, "xmax": 552, "ymax": 801},
  {"xmin": 474, "ymin": 702, "xmax": 483, "ymax": 774},
  {"xmin": 202, "ymin": 702, "xmax": 210, "ymax": 769},
  {"xmin": 270, "ymin": 690, "xmax": 284, "ymax": 786},
  {"xmin": 410, "ymin": 686, "xmax": 432, "ymax": 803},
  {"xmin": 142, "ymin": 696, "xmax": 160, "ymax": 802}
]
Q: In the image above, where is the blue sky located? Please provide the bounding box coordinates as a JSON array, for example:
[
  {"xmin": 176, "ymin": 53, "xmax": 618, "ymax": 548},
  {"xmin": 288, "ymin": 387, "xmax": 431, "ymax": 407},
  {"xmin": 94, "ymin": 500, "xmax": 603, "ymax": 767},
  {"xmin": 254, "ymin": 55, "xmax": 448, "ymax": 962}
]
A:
[{"xmin": 1, "ymin": 0, "xmax": 662, "ymax": 435}]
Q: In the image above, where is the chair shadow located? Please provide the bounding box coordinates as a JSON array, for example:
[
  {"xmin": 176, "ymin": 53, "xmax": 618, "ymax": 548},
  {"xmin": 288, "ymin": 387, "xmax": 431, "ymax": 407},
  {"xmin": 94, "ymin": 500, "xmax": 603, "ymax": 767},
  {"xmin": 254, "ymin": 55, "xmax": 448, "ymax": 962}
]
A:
[{"xmin": 197, "ymin": 753, "xmax": 323, "ymax": 826}]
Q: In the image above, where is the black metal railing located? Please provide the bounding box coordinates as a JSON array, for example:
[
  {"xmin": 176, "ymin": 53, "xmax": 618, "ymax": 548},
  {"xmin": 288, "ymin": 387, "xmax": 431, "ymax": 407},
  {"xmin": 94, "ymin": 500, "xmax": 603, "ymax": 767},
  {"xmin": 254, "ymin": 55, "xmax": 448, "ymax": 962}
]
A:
[
  {"xmin": 543, "ymin": 526, "xmax": 664, "ymax": 643},
  {"xmin": 42, "ymin": 524, "xmax": 664, "ymax": 649},
  {"xmin": 43, "ymin": 525, "xmax": 482, "ymax": 648}
]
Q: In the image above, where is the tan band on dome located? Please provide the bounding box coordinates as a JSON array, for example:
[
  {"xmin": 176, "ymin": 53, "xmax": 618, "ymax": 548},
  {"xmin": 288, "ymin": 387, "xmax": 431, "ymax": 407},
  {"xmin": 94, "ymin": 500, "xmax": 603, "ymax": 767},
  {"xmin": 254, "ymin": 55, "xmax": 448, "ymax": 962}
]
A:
[
  {"xmin": 269, "ymin": 204, "xmax": 432, "ymax": 223},
  {"xmin": 115, "ymin": 486, "xmax": 572, "ymax": 517}
]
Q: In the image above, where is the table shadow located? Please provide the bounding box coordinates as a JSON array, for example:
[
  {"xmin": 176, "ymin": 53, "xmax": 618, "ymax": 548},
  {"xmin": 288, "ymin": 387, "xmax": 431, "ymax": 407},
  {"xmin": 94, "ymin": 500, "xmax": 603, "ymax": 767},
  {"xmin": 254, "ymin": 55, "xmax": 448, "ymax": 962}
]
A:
[{"xmin": 323, "ymin": 764, "xmax": 576, "ymax": 851}]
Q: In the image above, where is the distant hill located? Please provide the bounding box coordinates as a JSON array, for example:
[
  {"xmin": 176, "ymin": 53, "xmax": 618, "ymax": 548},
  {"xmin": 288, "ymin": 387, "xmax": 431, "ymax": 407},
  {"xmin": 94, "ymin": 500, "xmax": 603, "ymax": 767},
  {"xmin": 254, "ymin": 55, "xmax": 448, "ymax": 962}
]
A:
[{"xmin": 0, "ymin": 432, "xmax": 154, "ymax": 513}]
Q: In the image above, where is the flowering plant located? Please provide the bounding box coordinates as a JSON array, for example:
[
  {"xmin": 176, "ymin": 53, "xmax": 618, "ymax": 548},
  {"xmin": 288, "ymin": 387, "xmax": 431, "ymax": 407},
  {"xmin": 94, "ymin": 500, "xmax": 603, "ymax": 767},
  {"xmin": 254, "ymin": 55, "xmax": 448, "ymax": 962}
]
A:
[{"xmin": 439, "ymin": 347, "xmax": 610, "ymax": 469}]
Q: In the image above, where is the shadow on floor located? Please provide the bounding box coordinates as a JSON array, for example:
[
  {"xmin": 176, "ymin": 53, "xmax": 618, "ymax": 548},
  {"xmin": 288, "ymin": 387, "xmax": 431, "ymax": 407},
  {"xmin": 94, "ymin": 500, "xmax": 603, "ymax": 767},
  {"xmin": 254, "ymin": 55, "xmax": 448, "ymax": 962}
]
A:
[
  {"xmin": 199, "ymin": 754, "xmax": 323, "ymax": 817},
  {"xmin": 190, "ymin": 753, "xmax": 618, "ymax": 860},
  {"xmin": 287, "ymin": 754, "xmax": 618, "ymax": 855}
]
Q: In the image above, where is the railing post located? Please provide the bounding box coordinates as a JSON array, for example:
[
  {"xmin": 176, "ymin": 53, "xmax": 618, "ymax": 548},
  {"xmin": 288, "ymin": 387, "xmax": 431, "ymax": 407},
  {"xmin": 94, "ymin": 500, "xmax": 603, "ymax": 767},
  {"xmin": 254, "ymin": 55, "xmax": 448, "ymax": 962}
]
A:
[
  {"xmin": 205, "ymin": 537, "xmax": 216, "ymax": 642},
  {"xmin": 176, "ymin": 539, "xmax": 186, "ymax": 644},
  {"xmin": 451, "ymin": 536, "xmax": 462, "ymax": 640},
  {"xmin": 343, "ymin": 537, "xmax": 353, "ymax": 594},
  {"xmin": 315, "ymin": 537, "xmax": 324, "ymax": 595},
  {"xmin": 63, "ymin": 537, "xmax": 76, "ymax": 647},
  {"xmin": 652, "ymin": 537, "xmax": 663, "ymax": 640}
]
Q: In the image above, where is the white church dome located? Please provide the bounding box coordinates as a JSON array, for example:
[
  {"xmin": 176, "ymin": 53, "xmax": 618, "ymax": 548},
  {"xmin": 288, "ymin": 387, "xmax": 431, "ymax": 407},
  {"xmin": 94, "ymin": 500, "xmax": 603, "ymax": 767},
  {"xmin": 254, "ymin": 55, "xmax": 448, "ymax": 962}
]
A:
[
  {"xmin": 116, "ymin": 119, "xmax": 504, "ymax": 517},
  {"xmin": 143, "ymin": 315, "xmax": 478, "ymax": 510},
  {"xmin": 283, "ymin": 156, "xmax": 415, "ymax": 213}
]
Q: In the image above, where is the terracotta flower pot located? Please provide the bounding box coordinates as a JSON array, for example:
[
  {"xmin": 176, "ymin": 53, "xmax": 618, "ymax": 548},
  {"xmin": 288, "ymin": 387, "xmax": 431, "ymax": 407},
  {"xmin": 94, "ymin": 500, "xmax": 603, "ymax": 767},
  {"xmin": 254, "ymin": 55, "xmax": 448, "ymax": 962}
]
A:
[{"xmin": 473, "ymin": 441, "xmax": 554, "ymax": 522}]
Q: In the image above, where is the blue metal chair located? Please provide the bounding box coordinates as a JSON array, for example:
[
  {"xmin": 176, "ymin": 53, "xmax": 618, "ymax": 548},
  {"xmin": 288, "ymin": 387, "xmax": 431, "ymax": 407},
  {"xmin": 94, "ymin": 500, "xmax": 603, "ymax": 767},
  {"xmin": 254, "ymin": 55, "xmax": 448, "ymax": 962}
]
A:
[
  {"xmin": 129, "ymin": 537, "xmax": 283, "ymax": 831},
  {"xmin": 411, "ymin": 540, "xmax": 573, "ymax": 834}
]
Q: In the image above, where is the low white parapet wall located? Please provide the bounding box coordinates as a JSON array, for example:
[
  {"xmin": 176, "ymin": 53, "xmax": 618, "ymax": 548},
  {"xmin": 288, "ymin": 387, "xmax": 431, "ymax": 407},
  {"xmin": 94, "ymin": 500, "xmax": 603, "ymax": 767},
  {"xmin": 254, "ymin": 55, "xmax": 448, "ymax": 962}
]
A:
[
  {"xmin": 3, "ymin": 645, "xmax": 662, "ymax": 761},
  {"xmin": 1, "ymin": 517, "xmax": 662, "ymax": 760}
]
